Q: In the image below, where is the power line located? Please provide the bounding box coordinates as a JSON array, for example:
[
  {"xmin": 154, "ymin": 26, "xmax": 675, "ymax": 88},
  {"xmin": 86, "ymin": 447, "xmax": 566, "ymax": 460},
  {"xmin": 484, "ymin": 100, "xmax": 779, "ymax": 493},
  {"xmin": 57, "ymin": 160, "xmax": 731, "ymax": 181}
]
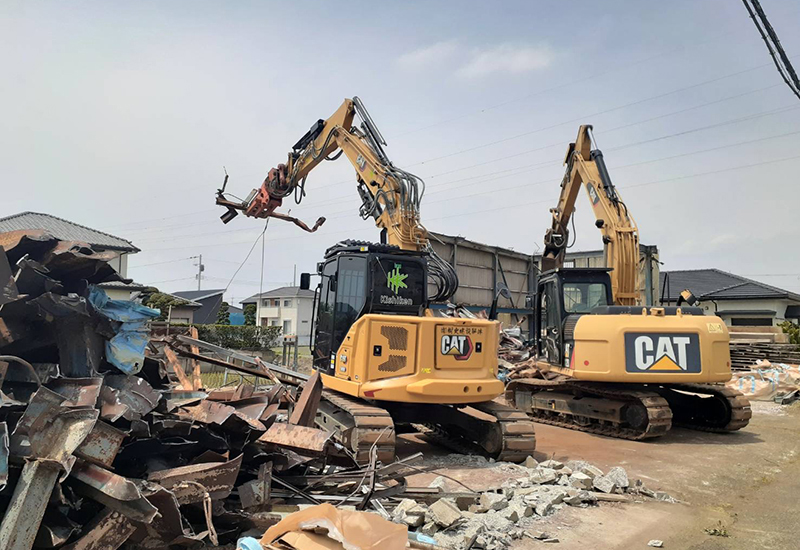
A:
[
  {"xmin": 742, "ymin": 0, "xmax": 800, "ymax": 100},
  {"xmin": 224, "ymin": 219, "xmax": 270, "ymax": 292},
  {"xmin": 128, "ymin": 257, "xmax": 194, "ymax": 269}
]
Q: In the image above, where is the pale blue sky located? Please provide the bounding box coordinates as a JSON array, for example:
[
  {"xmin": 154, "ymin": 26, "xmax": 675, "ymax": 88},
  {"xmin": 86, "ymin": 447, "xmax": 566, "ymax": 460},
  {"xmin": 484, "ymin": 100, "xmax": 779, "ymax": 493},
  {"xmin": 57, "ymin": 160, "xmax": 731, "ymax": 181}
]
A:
[{"xmin": 2, "ymin": 0, "xmax": 799, "ymax": 303}]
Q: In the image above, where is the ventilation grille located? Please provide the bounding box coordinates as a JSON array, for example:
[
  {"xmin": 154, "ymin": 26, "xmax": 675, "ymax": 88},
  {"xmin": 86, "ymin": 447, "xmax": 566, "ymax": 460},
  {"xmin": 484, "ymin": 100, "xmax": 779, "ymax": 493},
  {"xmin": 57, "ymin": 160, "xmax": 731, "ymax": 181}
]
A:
[
  {"xmin": 381, "ymin": 325, "xmax": 408, "ymax": 350},
  {"xmin": 378, "ymin": 355, "xmax": 407, "ymax": 372}
]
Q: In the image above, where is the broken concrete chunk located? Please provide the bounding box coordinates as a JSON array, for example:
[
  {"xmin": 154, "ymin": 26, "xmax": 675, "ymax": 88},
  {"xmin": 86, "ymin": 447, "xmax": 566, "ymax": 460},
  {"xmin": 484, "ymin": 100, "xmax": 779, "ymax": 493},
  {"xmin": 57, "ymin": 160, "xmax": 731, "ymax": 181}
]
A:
[
  {"xmin": 648, "ymin": 540, "xmax": 664, "ymax": 548},
  {"xmin": 530, "ymin": 467, "xmax": 558, "ymax": 484},
  {"xmin": 592, "ymin": 475, "xmax": 617, "ymax": 494},
  {"xmin": 655, "ymin": 491, "xmax": 677, "ymax": 503},
  {"xmin": 563, "ymin": 489, "xmax": 592, "ymax": 505},
  {"xmin": 568, "ymin": 472, "xmax": 594, "ymax": 490},
  {"xmin": 539, "ymin": 459, "xmax": 564, "ymax": 470},
  {"xmin": 429, "ymin": 498, "xmax": 463, "ymax": 528},
  {"xmin": 557, "ymin": 475, "xmax": 570, "ymax": 486},
  {"xmin": 559, "ymin": 466, "xmax": 573, "ymax": 476},
  {"xmin": 523, "ymin": 455, "xmax": 538, "ymax": 469},
  {"xmin": 428, "ymin": 475, "xmax": 449, "ymax": 489},
  {"xmin": 501, "ymin": 498, "xmax": 533, "ymax": 521},
  {"xmin": 477, "ymin": 491, "xmax": 509, "ymax": 512},
  {"xmin": 421, "ymin": 521, "xmax": 439, "ymax": 536},
  {"xmin": 605, "ymin": 466, "xmax": 629, "ymax": 489},
  {"xmin": 580, "ymin": 464, "xmax": 604, "ymax": 479}
]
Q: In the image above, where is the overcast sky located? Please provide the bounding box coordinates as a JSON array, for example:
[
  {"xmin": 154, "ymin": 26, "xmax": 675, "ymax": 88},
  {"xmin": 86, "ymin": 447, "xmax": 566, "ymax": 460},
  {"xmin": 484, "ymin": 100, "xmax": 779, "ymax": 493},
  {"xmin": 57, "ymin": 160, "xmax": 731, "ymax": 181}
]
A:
[{"xmin": 2, "ymin": 0, "xmax": 800, "ymax": 304}]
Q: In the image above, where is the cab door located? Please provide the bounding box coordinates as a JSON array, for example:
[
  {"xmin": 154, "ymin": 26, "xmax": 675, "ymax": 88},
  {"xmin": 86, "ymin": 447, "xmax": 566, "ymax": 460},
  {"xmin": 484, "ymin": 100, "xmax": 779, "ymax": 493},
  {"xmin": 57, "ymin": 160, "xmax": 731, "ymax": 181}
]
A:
[{"xmin": 537, "ymin": 279, "xmax": 563, "ymax": 366}]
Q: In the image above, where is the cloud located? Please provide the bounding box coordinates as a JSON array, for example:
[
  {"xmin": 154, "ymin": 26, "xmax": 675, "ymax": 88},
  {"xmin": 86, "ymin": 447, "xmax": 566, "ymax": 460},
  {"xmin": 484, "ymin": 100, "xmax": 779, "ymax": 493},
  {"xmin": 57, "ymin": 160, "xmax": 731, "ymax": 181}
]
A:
[
  {"xmin": 396, "ymin": 41, "xmax": 459, "ymax": 70},
  {"xmin": 457, "ymin": 43, "xmax": 553, "ymax": 78}
]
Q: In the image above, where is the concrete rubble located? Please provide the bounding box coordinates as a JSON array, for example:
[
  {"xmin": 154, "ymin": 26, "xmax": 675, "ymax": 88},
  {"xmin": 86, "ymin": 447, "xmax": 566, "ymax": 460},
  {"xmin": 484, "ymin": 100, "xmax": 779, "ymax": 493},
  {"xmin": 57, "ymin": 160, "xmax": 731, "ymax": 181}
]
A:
[{"xmin": 407, "ymin": 456, "xmax": 676, "ymax": 550}]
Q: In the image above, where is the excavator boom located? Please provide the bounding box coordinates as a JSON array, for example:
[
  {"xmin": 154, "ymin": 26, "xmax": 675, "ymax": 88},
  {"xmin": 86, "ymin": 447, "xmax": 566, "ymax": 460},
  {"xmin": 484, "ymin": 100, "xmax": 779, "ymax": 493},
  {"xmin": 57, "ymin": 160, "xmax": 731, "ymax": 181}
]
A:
[{"xmin": 542, "ymin": 125, "xmax": 639, "ymax": 305}]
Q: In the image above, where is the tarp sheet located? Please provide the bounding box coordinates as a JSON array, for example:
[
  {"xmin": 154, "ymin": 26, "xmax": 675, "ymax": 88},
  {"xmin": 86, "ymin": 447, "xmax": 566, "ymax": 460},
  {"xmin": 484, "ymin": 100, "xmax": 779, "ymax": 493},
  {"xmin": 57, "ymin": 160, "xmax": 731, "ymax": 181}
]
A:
[{"xmin": 88, "ymin": 286, "xmax": 159, "ymax": 374}]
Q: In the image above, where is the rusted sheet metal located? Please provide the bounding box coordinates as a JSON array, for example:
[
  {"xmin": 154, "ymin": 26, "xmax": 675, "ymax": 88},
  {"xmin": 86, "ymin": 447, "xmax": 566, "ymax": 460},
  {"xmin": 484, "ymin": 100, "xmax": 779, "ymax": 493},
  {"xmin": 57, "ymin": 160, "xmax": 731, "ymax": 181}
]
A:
[
  {"xmin": 179, "ymin": 399, "xmax": 265, "ymax": 432},
  {"xmin": 38, "ymin": 241, "xmax": 124, "ymax": 284},
  {"xmin": 258, "ymin": 423, "xmax": 331, "ymax": 455},
  {"xmin": 162, "ymin": 345, "xmax": 192, "ymax": 391},
  {"xmin": 100, "ymin": 375, "xmax": 160, "ymax": 421},
  {"xmin": 226, "ymin": 395, "xmax": 271, "ymax": 421},
  {"xmin": 53, "ymin": 315, "xmax": 105, "ymax": 378},
  {"xmin": 60, "ymin": 508, "xmax": 136, "ymax": 550},
  {"xmin": 147, "ymin": 454, "xmax": 243, "ymax": 504},
  {"xmin": 161, "ymin": 389, "xmax": 208, "ymax": 411},
  {"xmin": 0, "ymin": 230, "xmax": 59, "ymax": 265},
  {"xmin": 138, "ymin": 483, "xmax": 188, "ymax": 544},
  {"xmin": 46, "ymin": 377, "xmax": 102, "ymax": 407},
  {"xmin": 289, "ymin": 370, "xmax": 322, "ymax": 427},
  {"xmin": 69, "ymin": 460, "xmax": 158, "ymax": 523},
  {"xmin": 14, "ymin": 386, "xmax": 65, "ymax": 435},
  {"xmin": 12, "ymin": 257, "xmax": 62, "ymax": 298},
  {"xmin": 75, "ymin": 420, "xmax": 127, "ymax": 468}
]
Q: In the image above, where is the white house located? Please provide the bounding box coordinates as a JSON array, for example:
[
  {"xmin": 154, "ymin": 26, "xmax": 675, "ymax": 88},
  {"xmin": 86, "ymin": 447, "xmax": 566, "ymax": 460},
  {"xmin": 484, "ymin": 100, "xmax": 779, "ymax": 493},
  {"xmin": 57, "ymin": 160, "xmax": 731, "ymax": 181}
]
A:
[
  {"xmin": 660, "ymin": 268, "xmax": 800, "ymax": 327},
  {"xmin": 241, "ymin": 286, "xmax": 316, "ymax": 345}
]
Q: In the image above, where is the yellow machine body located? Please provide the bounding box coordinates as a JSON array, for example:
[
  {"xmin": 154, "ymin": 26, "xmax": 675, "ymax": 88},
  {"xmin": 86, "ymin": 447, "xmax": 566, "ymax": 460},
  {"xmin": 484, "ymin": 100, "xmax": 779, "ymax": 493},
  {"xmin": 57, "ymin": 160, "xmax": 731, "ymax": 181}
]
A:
[
  {"xmin": 550, "ymin": 310, "xmax": 732, "ymax": 383},
  {"xmin": 322, "ymin": 314, "xmax": 504, "ymax": 404}
]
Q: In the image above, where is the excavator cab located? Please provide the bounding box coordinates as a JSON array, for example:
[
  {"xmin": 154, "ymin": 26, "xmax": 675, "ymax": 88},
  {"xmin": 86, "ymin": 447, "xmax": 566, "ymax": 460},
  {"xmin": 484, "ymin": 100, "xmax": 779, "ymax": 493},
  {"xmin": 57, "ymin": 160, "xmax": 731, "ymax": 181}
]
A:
[
  {"xmin": 534, "ymin": 268, "xmax": 613, "ymax": 367},
  {"xmin": 308, "ymin": 241, "xmax": 428, "ymax": 376}
]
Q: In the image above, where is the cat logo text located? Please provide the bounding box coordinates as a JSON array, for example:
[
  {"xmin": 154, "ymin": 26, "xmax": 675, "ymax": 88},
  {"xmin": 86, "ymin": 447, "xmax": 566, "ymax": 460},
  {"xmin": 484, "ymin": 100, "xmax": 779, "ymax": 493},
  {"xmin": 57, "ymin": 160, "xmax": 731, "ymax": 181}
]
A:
[
  {"xmin": 623, "ymin": 333, "xmax": 701, "ymax": 373},
  {"xmin": 440, "ymin": 334, "xmax": 473, "ymax": 361}
]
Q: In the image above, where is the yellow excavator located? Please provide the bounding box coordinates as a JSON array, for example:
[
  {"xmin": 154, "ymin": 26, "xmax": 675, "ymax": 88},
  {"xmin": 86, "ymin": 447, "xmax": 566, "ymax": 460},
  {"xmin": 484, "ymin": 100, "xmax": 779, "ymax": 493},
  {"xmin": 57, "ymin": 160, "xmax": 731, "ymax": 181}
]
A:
[
  {"xmin": 505, "ymin": 125, "xmax": 751, "ymax": 439},
  {"xmin": 216, "ymin": 97, "xmax": 536, "ymax": 462}
]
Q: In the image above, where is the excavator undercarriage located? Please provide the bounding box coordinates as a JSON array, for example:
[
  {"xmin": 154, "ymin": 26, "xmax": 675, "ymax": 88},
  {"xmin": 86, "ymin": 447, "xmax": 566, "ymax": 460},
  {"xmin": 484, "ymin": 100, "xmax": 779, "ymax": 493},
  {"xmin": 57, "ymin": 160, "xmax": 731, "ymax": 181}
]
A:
[
  {"xmin": 316, "ymin": 390, "xmax": 537, "ymax": 463},
  {"xmin": 506, "ymin": 379, "xmax": 751, "ymax": 440}
]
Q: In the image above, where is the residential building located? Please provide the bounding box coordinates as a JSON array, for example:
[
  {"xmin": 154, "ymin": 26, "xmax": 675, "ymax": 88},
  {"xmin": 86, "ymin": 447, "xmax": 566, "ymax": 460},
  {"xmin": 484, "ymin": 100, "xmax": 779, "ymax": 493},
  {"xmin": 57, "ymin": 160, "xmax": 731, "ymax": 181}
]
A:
[
  {"xmin": 0, "ymin": 211, "xmax": 142, "ymax": 300},
  {"xmin": 660, "ymin": 269, "xmax": 800, "ymax": 327},
  {"xmin": 241, "ymin": 286, "xmax": 315, "ymax": 345},
  {"xmin": 172, "ymin": 289, "xmax": 226, "ymax": 325}
]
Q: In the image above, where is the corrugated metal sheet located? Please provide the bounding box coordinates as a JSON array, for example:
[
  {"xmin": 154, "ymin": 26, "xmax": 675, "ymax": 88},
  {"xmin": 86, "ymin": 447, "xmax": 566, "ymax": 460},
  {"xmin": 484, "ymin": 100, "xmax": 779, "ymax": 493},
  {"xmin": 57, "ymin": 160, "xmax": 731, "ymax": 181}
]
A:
[{"xmin": 0, "ymin": 212, "xmax": 138, "ymax": 252}]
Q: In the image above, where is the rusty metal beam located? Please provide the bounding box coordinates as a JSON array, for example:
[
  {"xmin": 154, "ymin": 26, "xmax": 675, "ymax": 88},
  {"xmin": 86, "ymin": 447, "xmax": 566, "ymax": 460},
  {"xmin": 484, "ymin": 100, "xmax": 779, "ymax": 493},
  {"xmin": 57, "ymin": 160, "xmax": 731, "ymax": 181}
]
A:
[
  {"xmin": 147, "ymin": 454, "xmax": 243, "ymax": 504},
  {"xmin": 69, "ymin": 460, "xmax": 159, "ymax": 523},
  {"xmin": 163, "ymin": 345, "xmax": 192, "ymax": 391},
  {"xmin": 60, "ymin": 509, "xmax": 136, "ymax": 550},
  {"xmin": 258, "ymin": 423, "xmax": 331, "ymax": 455},
  {"xmin": 289, "ymin": 371, "xmax": 322, "ymax": 427}
]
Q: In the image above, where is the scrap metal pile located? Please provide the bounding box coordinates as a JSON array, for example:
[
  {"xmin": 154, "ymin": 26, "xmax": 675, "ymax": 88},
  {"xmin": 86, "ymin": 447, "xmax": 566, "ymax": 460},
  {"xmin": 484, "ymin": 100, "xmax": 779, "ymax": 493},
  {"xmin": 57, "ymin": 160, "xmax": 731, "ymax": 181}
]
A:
[{"xmin": 0, "ymin": 231, "xmax": 440, "ymax": 550}]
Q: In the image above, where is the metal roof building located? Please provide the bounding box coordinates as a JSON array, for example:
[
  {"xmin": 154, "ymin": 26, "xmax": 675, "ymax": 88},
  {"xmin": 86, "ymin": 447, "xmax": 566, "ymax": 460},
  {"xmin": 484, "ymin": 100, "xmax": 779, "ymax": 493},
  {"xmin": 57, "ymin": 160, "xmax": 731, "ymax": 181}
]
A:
[{"xmin": 0, "ymin": 211, "xmax": 139, "ymax": 252}]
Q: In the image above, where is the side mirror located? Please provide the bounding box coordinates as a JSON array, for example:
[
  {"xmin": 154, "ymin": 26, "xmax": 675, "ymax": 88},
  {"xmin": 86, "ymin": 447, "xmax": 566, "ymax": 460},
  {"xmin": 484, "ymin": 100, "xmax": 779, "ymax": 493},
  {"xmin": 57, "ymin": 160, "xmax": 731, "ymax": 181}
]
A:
[{"xmin": 299, "ymin": 273, "xmax": 311, "ymax": 291}]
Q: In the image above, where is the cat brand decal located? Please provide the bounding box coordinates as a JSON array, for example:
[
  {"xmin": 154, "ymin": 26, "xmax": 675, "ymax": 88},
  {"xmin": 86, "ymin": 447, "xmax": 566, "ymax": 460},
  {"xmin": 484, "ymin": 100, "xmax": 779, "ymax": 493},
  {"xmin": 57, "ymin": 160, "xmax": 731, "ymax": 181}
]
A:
[
  {"xmin": 440, "ymin": 334, "xmax": 473, "ymax": 361},
  {"xmin": 624, "ymin": 333, "xmax": 701, "ymax": 373}
]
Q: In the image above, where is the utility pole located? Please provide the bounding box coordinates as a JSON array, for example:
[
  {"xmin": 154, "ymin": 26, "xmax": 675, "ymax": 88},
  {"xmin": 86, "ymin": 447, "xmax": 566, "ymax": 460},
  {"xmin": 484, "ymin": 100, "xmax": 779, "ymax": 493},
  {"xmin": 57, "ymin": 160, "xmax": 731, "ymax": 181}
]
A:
[
  {"xmin": 293, "ymin": 264, "xmax": 297, "ymax": 286},
  {"xmin": 191, "ymin": 255, "xmax": 205, "ymax": 290}
]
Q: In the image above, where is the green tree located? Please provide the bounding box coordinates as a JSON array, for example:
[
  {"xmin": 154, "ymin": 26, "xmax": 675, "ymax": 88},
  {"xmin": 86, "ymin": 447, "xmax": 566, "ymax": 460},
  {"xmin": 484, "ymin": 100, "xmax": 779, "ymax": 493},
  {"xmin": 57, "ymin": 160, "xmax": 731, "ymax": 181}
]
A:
[
  {"xmin": 244, "ymin": 303, "xmax": 257, "ymax": 326},
  {"xmin": 216, "ymin": 301, "xmax": 231, "ymax": 325},
  {"xmin": 142, "ymin": 291, "xmax": 190, "ymax": 321},
  {"xmin": 779, "ymin": 320, "xmax": 800, "ymax": 345}
]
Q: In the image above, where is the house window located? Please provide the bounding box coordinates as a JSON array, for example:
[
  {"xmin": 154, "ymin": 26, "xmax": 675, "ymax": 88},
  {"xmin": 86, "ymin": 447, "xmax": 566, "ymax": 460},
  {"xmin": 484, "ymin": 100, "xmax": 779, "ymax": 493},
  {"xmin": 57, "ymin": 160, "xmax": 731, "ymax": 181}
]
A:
[
  {"xmin": 261, "ymin": 318, "xmax": 269, "ymax": 327},
  {"xmin": 271, "ymin": 319, "xmax": 279, "ymax": 327},
  {"xmin": 283, "ymin": 319, "xmax": 292, "ymax": 334},
  {"xmin": 283, "ymin": 299, "xmax": 292, "ymax": 307},
  {"xmin": 262, "ymin": 299, "xmax": 270, "ymax": 307},
  {"xmin": 730, "ymin": 317, "xmax": 772, "ymax": 326},
  {"xmin": 273, "ymin": 299, "xmax": 280, "ymax": 306}
]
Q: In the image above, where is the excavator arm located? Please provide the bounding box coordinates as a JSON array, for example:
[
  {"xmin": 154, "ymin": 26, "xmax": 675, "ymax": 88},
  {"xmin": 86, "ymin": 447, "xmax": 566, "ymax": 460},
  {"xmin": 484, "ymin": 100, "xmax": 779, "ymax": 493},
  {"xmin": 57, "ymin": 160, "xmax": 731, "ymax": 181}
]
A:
[
  {"xmin": 216, "ymin": 97, "xmax": 458, "ymax": 301},
  {"xmin": 216, "ymin": 97, "xmax": 426, "ymax": 252},
  {"xmin": 541, "ymin": 125, "xmax": 640, "ymax": 305}
]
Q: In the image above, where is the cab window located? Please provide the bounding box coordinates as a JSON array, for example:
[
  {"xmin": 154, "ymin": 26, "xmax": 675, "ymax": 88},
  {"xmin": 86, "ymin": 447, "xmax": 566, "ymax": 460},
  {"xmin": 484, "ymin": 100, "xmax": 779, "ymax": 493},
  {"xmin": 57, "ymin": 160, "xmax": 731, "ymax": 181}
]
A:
[{"xmin": 563, "ymin": 282, "xmax": 608, "ymax": 313}]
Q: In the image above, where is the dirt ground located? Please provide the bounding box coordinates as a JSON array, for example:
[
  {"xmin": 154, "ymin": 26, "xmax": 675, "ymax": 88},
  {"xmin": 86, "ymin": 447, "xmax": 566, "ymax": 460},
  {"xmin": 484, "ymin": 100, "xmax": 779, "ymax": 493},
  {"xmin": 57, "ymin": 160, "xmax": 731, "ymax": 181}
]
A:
[{"xmin": 398, "ymin": 401, "xmax": 800, "ymax": 550}]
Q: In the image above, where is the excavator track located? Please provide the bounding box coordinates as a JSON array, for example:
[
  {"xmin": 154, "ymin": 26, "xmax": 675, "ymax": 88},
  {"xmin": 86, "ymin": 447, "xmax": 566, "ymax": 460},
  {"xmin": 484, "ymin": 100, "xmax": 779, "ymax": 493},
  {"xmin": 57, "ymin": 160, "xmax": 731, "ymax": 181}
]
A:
[
  {"xmin": 655, "ymin": 383, "xmax": 752, "ymax": 433},
  {"xmin": 507, "ymin": 379, "xmax": 673, "ymax": 440},
  {"xmin": 411, "ymin": 400, "xmax": 537, "ymax": 462},
  {"xmin": 316, "ymin": 390, "xmax": 396, "ymax": 464}
]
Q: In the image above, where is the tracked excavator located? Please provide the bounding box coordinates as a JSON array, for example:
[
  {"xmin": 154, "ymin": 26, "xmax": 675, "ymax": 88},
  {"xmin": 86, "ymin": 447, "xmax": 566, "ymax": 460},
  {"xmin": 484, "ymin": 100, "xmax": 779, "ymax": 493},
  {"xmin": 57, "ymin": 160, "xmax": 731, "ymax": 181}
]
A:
[
  {"xmin": 216, "ymin": 97, "xmax": 536, "ymax": 462},
  {"xmin": 505, "ymin": 125, "xmax": 751, "ymax": 440}
]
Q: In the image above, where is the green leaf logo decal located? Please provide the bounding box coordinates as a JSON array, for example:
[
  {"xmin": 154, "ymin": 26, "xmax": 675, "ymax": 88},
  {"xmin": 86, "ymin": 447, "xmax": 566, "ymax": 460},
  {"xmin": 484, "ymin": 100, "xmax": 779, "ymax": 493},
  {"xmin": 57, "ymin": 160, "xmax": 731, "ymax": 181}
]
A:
[{"xmin": 387, "ymin": 263, "xmax": 408, "ymax": 295}]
